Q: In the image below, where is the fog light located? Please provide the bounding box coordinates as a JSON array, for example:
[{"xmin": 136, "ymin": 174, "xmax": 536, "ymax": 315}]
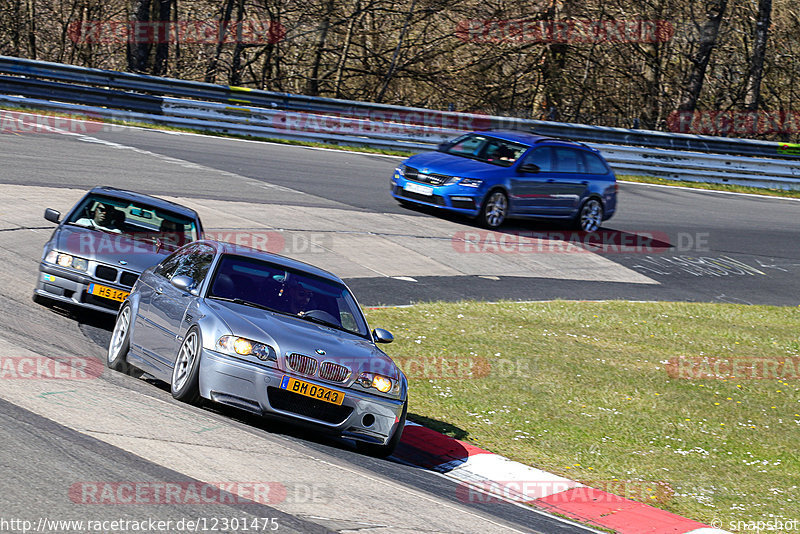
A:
[{"xmin": 362, "ymin": 414, "xmax": 375, "ymax": 427}]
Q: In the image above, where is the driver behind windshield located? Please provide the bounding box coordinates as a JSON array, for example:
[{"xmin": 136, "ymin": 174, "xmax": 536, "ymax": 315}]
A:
[
  {"xmin": 74, "ymin": 202, "xmax": 122, "ymax": 233},
  {"xmin": 279, "ymin": 280, "xmax": 314, "ymax": 315}
]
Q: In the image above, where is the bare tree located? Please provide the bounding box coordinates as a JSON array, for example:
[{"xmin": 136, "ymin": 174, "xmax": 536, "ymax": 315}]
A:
[
  {"xmin": 744, "ymin": 0, "xmax": 772, "ymax": 111},
  {"xmin": 677, "ymin": 0, "xmax": 728, "ymax": 112}
]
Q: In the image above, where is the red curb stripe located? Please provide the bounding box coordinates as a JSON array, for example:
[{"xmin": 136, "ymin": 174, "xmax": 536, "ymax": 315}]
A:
[
  {"xmin": 534, "ymin": 488, "xmax": 708, "ymax": 534},
  {"xmin": 395, "ymin": 424, "xmax": 491, "ymax": 468}
]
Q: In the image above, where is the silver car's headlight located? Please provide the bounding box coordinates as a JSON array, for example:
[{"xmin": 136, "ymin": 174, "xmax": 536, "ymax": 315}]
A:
[
  {"xmin": 216, "ymin": 335, "xmax": 276, "ymax": 362},
  {"xmin": 45, "ymin": 250, "xmax": 88, "ymax": 271},
  {"xmin": 357, "ymin": 372, "xmax": 399, "ymax": 395}
]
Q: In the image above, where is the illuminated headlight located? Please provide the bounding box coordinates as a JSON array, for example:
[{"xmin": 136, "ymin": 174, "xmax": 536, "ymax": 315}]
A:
[
  {"xmin": 395, "ymin": 164, "xmax": 407, "ymax": 177},
  {"xmin": 45, "ymin": 250, "xmax": 88, "ymax": 271},
  {"xmin": 357, "ymin": 372, "xmax": 397, "ymax": 394},
  {"xmin": 459, "ymin": 178, "xmax": 483, "ymax": 188},
  {"xmin": 217, "ymin": 335, "xmax": 275, "ymax": 362}
]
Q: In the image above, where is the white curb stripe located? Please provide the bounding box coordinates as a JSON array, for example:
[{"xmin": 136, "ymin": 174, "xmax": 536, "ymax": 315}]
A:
[{"xmin": 446, "ymin": 453, "xmax": 583, "ymax": 501}]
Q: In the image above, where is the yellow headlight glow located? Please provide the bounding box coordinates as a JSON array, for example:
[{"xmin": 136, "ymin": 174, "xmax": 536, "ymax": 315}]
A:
[
  {"xmin": 372, "ymin": 375, "xmax": 393, "ymax": 393},
  {"xmin": 233, "ymin": 338, "xmax": 253, "ymax": 355},
  {"xmin": 57, "ymin": 254, "xmax": 74, "ymax": 267}
]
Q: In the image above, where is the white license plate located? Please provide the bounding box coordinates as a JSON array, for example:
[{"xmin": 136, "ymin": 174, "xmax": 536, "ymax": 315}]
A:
[{"xmin": 403, "ymin": 182, "xmax": 434, "ymax": 196}]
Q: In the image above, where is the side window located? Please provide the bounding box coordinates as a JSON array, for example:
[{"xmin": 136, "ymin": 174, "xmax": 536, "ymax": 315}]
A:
[
  {"xmin": 173, "ymin": 244, "xmax": 215, "ymax": 286},
  {"xmin": 553, "ymin": 147, "xmax": 582, "ymax": 173},
  {"xmin": 448, "ymin": 135, "xmax": 485, "ymax": 156},
  {"xmin": 584, "ymin": 152, "xmax": 610, "ymax": 174},
  {"xmin": 521, "ymin": 147, "xmax": 553, "ymax": 172},
  {"xmin": 154, "ymin": 249, "xmax": 187, "ymax": 279}
]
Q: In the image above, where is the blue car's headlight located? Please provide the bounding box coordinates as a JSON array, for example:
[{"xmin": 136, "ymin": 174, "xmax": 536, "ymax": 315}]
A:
[
  {"xmin": 459, "ymin": 178, "xmax": 483, "ymax": 188},
  {"xmin": 395, "ymin": 165, "xmax": 407, "ymax": 177}
]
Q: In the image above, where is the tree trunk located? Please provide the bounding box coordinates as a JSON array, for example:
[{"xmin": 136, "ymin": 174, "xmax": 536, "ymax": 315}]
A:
[
  {"xmin": 677, "ymin": 0, "xmax": 728, "ymax": 112},
  {"xmin": 744, "ymin": 0, "xmax": 772, "ymax": 111},
  {"xmin": 127, "ymin": 0, "xmax": 153, "ymax": 72},
  {"xmin": 205, "ymin": 0, "xmax": 235, "ymax": 83},
  {"xmin": 376, "ymin": 0, "xmax": 416, "ymax": 103},
  {"xmin": 229, "ymin": 0, "xmax": 246, "ymax": 85},
  {"xmin": 152, "ymin": 0, "xmax": 173, "ymax": 75},
  {"xmin": 307, "ymin": 0, "xmax": 335, "ymax": 96}
]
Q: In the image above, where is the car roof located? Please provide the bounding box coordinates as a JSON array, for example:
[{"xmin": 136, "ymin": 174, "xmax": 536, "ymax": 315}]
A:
[
  {"xmin": 473, "ymin": 130, "xmax": 598, "ymax": 152},
  {"xmin": 89, "ymin": 186, "xmax": 200, "ymax": 219},
  {"xmin": 197, "ymin": 240, "xmax": 344, "ymax": 284}
]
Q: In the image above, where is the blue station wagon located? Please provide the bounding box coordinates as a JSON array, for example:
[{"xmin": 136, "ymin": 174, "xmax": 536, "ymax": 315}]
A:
[{"xmin": 390, "ymin": 130, "xmax": 617, "ymax": 231}]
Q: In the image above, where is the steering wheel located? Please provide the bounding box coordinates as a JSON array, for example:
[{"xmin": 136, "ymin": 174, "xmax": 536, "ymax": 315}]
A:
[{"xmin": 302, "ymin": 309, "xmax": 341, "ymax": 326}]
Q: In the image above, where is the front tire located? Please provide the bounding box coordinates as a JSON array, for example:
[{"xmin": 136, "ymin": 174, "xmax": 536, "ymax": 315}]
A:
[
  {"xmin": 357, "ymin": 401, "xmax": 407, "ymax": 458},
  {"xmin": 107, "ymin": 303, "xmax": 143, "ymax": 377},
  {"xmin": 573, "ymin": 198, "xmax": 604, "ymax": 232},
  {"xmin": 479, "ymin": 190, "xmax": 508, "ymax": 229},
  {"xmin": 171, "ymin": 327, "xmax": 202, "ymax": 404}
]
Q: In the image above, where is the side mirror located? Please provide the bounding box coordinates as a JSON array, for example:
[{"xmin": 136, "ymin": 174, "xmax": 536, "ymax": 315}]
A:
[
  {"xmin": 372, "ymin": 328, "xmax": 394, "ymax": 344},
  {"xmin": 44, "ymin": 208, "xmax": 61, "ymax": 223},
  {"xmin": 436, "ymin": 142, "xmax": 451, "ymax": 152},
  {"xmin": 171, "ymin": 275, "xmax": 198, "ymax": 295},
  {"xmin": 518, "ymin": 163, "xmax": 540, "ymax": 174}
]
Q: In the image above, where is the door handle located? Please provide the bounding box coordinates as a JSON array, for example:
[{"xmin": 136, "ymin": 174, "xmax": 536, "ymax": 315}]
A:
[
  {"xmin": 156, "ymin": 287, "xmax": 163, "ymax": 294},
  {"xmin": 546, "ymin": 179, "xmax": 556, "ymax": 183}
]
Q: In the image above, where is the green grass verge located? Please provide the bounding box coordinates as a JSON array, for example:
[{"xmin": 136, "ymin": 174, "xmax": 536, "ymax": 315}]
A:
[{"xmin": 364, "ymin": 300, "xmax": 800, "ymax": 527}]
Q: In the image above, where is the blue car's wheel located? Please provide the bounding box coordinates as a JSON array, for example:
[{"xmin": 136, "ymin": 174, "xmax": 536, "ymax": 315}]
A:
[
  {"xmin": 574, "ymin": 198, "xmax": 604, "ymax": 232},
  {"xmin": 479, "ymin": 190, "xmax": 508, "ymax": 229},
  {"xmin": 171, "ymin": 327, "xmax": 202, "ymax": 404}
]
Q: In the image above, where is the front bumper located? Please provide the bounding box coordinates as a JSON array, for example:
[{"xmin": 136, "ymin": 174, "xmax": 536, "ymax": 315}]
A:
[
  {"xmin": 199, "ymin": 349, "xmax": 406, "ymax": 445},
  {"xmin": 35, "ymin": 262, "xmax": 128, "ymax": 314},
  {"xmin": 391, "ymin": 173, "xmax": 482, "ymax": 215}
]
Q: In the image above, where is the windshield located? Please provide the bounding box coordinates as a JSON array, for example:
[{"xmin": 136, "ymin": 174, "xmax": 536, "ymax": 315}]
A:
[
  {"xmin": 208, "ymin": 255, "xmax": 369, "ymax": 337},
  {"xmin": 444, "ymin": 133, "xmax": 529, "ymax": 167},
  {"xmin": 66, "ymin": 194, "xmax": 200, "ymax": 251}
]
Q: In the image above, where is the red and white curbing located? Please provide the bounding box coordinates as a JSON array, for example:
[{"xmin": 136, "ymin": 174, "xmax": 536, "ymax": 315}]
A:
[{"xmin": 396, "ymin": 422, "xmax": 730, "ymax": 534}]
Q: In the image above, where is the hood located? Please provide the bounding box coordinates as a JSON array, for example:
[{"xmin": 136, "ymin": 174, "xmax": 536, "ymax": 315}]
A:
[
  {"xmin": 53, "ymin": 224, "xmax": 171, "ymax": 273},
  {"xmin": 404, "ymin": 152, "xmax": 509, "ymax": 178},
  {"xmin": 208, "ymin": 300, "xmax": 400, "ymax": 380}
]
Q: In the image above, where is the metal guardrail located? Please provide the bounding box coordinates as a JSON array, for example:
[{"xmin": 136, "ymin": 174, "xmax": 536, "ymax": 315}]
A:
[{"xmin": 1, "ymin": 55, "xmax": 799, "ymax": 189}]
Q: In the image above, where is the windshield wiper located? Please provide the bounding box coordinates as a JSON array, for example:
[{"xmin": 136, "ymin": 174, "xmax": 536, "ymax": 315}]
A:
[{"xmin": 209, "ymin": 296, "xmax": 273, "ymax": 312}]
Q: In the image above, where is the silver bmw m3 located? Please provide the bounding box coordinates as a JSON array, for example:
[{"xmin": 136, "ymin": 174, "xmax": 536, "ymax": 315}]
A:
[
  {"xmin": 107, "ymin": 240, "xmax": 408, "ymax": 457},
  {"xmin": 35, "ymin": 186, "xmax": 203, "ymax": 314}
]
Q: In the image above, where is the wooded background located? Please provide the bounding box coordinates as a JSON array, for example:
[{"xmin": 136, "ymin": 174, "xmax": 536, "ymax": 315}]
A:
[{"xmin": 1, "ymin": 0, "xmax": 794, "ymax": 138}]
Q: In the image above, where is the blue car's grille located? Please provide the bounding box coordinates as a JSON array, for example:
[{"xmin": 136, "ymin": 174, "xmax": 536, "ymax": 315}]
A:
[{"xmin": 404, "ymin": 166, "xmax": 451, "ymax": 186}]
